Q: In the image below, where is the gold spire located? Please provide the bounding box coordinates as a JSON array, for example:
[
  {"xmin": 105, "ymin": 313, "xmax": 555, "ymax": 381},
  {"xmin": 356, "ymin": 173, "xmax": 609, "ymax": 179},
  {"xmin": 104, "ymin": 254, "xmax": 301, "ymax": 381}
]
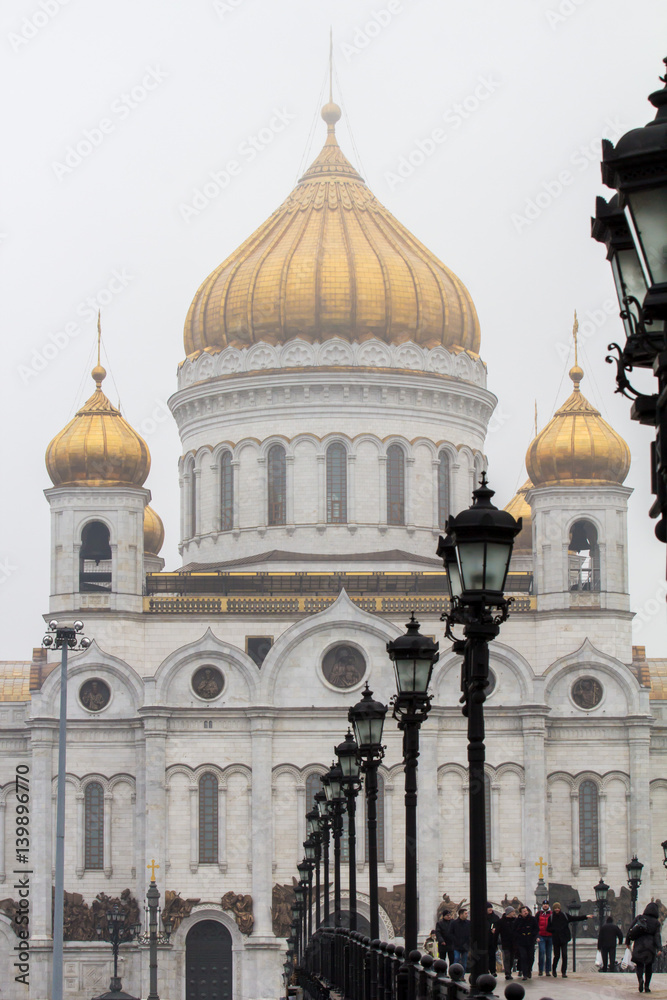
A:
[
  {"xmin": 46, "ymin": 339, "xmax": 150, "ymax": 488},
  {"xmin": 184, "ymin": 86, "xmax": 480, "ymax": 357},
  {"xmin": 570, "ymin": 309, "xmax": 583, "ymax": 388}
]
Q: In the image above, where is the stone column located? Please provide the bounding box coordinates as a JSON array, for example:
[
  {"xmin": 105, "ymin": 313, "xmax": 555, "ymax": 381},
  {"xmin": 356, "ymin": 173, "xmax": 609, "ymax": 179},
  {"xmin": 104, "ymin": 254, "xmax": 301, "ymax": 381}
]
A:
[
  {"xmin": 0, "ymin": 799, "xmax": 5, "ymax": 883},
  {"xmin": 104, "ymin": 791, "xmax": 113, "ymax": 878},
  {"xmin": 257, "ymin": 456, "xmax": 267, "ymax": 530},
  {"xmin": 286, "ymin": 455, "xmax": 295, "ymax": 528},
  {"xmin": 218, "ymin": 780, "xmax": 227, "ymax": 873},
  {"xmin": 189, "ymin": 783, "xmax": 198, "ymax": 872},
  {"xmin": 232, "ymin": 459, "xmax": 241, "ymax": 530},
  {"xmin": 378, "ymin": 455, "xmax": 387, "ymax": 526},
  {"xmin": 628, "ymin": 721, "xmax": 652, "ymax": 908},
  {"xmin": 491, "ymin": 781, "xmax": 501, "ymax": 870},
  {"xmin": 406, "ymin": 456, "xmax": 415, "ymax": 531},
  {"xmin": 347, "ymin": 453, "xmax": 356, "ymax": 525},
  {"xmin": 417, "ymin": 728, "xmax": 439, "ymax": 939},
  {"xmin": 317, "ymin": 453, "xmax": 326, "ymax": 526},
  {"xmin": 431, "ymin": 459, "xmax": 440, "ymax": 529},
  {"xmin": 140, "ymin": 711, "xmax": 169, "ymax": 883},
  {"xmin": 247, "ymin": 709, "xmax": 276, "ymax": 938},
  {"xmin": 521, "ymin": 711, "xmax": 548, "ymax": 902}
]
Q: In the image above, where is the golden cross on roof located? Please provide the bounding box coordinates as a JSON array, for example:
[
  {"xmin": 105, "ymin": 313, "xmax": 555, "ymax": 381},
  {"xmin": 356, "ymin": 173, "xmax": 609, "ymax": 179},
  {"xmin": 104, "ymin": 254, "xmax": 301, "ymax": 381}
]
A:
[
  {"xmin": 573, "ymin": 309, "xmax": 579, "ymax": 367},
  {"xmin": 329, "ymin": 27, "xmax": 333, "ymax": 102},
  {"xmin": 535, "ymin": 856, "xmax": 547, "ymax": 879},
  {"xmin": 97, "ymin": 310, "xmax": 102, "ymax": 367},
  {"xmin": 147, "ymin": 859, "xmax": 160, "ymax": 880}
]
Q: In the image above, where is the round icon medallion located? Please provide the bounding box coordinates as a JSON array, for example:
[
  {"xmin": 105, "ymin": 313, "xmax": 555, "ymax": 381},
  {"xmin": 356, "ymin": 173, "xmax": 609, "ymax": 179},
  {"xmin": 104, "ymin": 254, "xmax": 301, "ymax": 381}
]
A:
[
  {"xmin": 79, "ymin": 678, "xmax": 111, "ymax": 712},
  {"xmin": 572, "ymin": 676, "xmax": 603, "ymax": 710},
  {"xmin": 192, "ymin": 665, "xmax": 225, "ymax": 700},
  {"xmin": 321, "ymin": 645, "xmax": 366, "ymax": 689}
]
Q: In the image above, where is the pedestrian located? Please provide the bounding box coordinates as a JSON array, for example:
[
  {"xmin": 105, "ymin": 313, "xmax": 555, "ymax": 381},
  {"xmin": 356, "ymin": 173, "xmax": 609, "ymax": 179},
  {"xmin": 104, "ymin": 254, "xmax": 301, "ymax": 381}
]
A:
[
  {"xmin": 626, "ymin": 901, "xmax": 662, "ymax": 993},
  {"xmin": 537, "ymin": 899, "xmax": 553, "ymax": 976},
  {"xmin": 423, "ymin": 930, "xmax": 437, "ymax": 958},
  {"xmin": 495, "ymin": 906, "xmax": 518, "ymax": 981},
  {"xmin": 597, "ymin": 915, "xmax": 623, "ymax": 973},
  {"xmin": 514, "ymin": 905, "xmax": 538, "ymax": 981},
  {"xmin": 435, "ymin": 909, "xmax": 455, "ymax": 969},
  {"xmin": 547, "ymin": 901, "xmax": 592, "ymax": 977},
  {"xmin": 487, "ymin": 902, "xmax": 500, "ymax": 974},
  {"xmin": 450, "ymin": 908, "xmax": 471, "ymax": 972}
]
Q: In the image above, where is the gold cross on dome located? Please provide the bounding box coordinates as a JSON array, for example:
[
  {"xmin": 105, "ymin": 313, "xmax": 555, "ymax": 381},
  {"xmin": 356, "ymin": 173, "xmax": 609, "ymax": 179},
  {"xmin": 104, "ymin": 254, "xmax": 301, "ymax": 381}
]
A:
[
  {"xmin": 535, "ymin": 856, "xmax": 547, "ymax": 879},
  {"xmin": 147, "ymin": 859, "xmax": 160, "ymax": 880}
]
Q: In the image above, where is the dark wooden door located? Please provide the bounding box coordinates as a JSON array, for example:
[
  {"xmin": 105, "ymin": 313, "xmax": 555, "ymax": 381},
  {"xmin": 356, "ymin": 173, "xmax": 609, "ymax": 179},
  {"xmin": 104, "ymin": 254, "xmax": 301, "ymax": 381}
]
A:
[{"xmin": 186, "ymin": 920, "xmax": 233, "ymax": 1000}]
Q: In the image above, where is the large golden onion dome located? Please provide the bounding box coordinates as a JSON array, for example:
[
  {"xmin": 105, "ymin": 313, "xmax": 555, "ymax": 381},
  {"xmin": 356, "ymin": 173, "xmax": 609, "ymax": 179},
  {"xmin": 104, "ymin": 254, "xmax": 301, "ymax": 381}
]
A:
[
  {"xmin": 526, "ymin": 365, "xmax": 630, "ymax": 487},
  {"xmin": 46, "ymin": 365, "xmax": 150, "ymax": 487},
  {"xmin": 184, "ymin": 102, "xmax": 480, "ymax": 357},
  {"xmin": 144, "ymin": 504, "xmax": 165, "ymax": 555},
  {"xmin": 504, "ymin": 479, "xmax": 533, "ymax": 553}
]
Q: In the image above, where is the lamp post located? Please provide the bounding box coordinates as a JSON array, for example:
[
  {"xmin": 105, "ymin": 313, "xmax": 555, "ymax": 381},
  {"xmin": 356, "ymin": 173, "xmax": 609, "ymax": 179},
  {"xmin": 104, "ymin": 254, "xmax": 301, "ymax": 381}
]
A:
[
  {"xmin": 593, "ymin": 58, "xmax": 667, "ymax": 543},
  {"xmin": 349, "ymin": 684, "xmax": 387, "ymax": 942},
  {"xmin": 567, "ymin": 900, "xmax": 581, "ymax": 973},
  {"xmin": 292, "ymin": 892, "xmax": 304, "ymax": 962},
  {"xmin": 298, "ymin": 857, "xmax": 313, "ymax": 942},
  {"xmin": 42, "ymin": 619, "xmax": 91, "ymax": 1000},
  {"xmin": 387, "ymin": 614, "xmax": 439, "ymax": 955},
  {"xmin": 594, "ymin": 878, "xmax": 610, "ymax": 935},
  {"xmin": 322, "ymin": 762, "xmax": 346, "ymax": 928},
  {"xmin": 439, "ymin": 473, "xmax": 521, "ymax": 987},
  {"xmin": 335, "ymin": 730, "xmax": 362, "ymax": 933},
  {"xmin": 626, "ymin": 856, "xmax": 644, "ymax": 922},
  {"xmin": 94, "ymin": 903, "xmax": 140, "ymax": 1000},
  {"xmin": 136, "ymin": 868, "xmax": 172, "ymax": 1000},
  {"xmin": 306, "ymin": 808, "xmax": 321, "ymax": 928},
  {"xmin": 315, "ymin": 790, "xmax": 331, "ymax": 927}
]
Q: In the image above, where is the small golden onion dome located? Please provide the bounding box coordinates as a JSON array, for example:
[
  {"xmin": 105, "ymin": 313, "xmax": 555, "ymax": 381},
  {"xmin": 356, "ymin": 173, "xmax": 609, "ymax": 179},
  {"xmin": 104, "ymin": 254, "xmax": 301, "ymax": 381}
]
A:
[
  {"xmin": 184, "ymin": 103, "xmax": 480, "ymax": 357},
  {"xmin": 504, "ymin": 479, "xmax": 533, "ymax": 553},
  {"xmin": 144, "ymin": 504, "xmax": 165, "ymax": 555},
  {"xmin": 46, "ymin": 366, "xmax": 150, "ymax": 487},
  {"xmin": 526, "ymin": 366, "xmax": 630, "ymax": 487}
]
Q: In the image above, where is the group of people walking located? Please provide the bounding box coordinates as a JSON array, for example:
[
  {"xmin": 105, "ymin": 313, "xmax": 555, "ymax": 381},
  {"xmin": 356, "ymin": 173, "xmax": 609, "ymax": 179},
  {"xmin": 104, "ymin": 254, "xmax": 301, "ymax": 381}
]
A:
[{"xmin": 428, "ymin": 899, "xmax": 663, "ymax": 991}]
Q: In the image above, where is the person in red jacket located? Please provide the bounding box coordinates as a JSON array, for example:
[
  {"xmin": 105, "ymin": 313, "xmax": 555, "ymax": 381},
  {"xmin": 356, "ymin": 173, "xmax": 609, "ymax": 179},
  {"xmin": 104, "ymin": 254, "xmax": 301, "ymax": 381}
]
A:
[{"xmin": 537, "ymin": 900, "xmax": 553, "ymax": 976}]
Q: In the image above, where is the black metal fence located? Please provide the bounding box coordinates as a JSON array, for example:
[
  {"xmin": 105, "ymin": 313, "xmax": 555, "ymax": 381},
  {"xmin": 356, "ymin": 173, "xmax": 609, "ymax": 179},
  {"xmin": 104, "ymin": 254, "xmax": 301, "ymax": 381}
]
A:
[{"xmin": 296, "ymin": 928, "xmax": 528, "ymax": 1000}]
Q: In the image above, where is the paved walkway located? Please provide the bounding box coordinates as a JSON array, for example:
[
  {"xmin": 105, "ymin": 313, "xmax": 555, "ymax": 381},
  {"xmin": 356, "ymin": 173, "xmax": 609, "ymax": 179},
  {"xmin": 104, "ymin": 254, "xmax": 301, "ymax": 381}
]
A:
[{"xmin": 503, "ymin": 972, "xmax": 667, "ymax": 999}]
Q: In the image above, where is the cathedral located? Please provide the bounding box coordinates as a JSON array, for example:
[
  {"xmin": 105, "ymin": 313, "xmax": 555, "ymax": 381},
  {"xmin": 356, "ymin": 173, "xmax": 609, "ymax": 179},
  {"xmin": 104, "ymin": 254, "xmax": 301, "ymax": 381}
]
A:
[{"xmin": 1, "ymin": 94, "xmax": 665, "ymax": 1000}]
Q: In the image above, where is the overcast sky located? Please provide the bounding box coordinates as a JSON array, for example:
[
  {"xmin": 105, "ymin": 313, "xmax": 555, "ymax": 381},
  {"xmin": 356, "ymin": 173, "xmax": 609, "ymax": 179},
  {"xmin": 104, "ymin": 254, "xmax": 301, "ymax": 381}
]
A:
[{"xmin": 2, "ymin": 0, "xmax": 666, "ymax": 660}]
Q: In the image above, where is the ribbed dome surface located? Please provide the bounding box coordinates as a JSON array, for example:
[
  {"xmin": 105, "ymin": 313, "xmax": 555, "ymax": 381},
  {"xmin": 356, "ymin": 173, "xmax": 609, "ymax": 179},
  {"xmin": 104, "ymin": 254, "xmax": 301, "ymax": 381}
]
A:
[
  {"xmin": 184, "ymin": 107, "xmax": 480, "ymax": 357},
  {"xmin": 144, "ymin": 504, "xmax": 165, "ymax": 555},
  {"xmin": 504, "ymin": 479, "xmax": 533, "ymax": 553},
  {"xmin": 526, "ymin": 367, "xmax": 630, "ymax": 487},
  {"xmin": 46, "ymin": 367, "xmax": 150, "ymax": 488}
]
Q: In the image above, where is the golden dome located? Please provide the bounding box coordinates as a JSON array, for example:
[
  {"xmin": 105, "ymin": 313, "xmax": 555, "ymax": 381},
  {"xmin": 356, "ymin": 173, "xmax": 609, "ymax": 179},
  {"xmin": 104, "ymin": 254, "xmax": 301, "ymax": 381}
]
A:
[
  {"xmin": 184, "ymin": 104, "xmax": 480, "ymax": 357},
  {"xmin": 144, "ymin": 504, "xmax": 165, "ymax": 555},
  {"xmin": 46, "ymin": 366, "xmax": 150, "ymax": 487},
  {"xmin": 526, "ymin": 366, "xmax": 630, "ymax": 487},
  {"xmin": 504, "ymin": 479, "xmax": 533, "ymax": 553}
]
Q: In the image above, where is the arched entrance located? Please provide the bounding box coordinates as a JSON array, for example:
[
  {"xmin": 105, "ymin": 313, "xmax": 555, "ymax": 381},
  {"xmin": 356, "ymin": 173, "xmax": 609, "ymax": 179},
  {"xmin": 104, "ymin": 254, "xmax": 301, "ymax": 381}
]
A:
[{"xmin": 185, "ymin": 919, "xmax": 233, "ymax": 1000}]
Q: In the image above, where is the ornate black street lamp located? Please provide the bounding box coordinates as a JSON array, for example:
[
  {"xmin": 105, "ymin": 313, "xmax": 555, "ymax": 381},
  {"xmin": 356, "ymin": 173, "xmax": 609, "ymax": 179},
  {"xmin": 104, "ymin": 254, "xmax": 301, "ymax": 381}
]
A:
[
  {"xmin": 315, "ymin": 790, "xmax": 331, "ymax": 927},
  {"xmin": 335, "ymin": 730, "xmax": 362, "ymax": 932},
  {"xmin": 42, "ymin": 619, "xmax": 91, "ymax": 1000},
  {"xmin": 94, "ymin": 903, "xmax": 140, "ymax": 999},
  {"xmin": 568, "ymin": 900, "xmax": 581, "ymax": 973},
  {"xmin": 626, "ymin": 856, "xmax": 645, "ymax": 922},
  {"xmin": 135, "ymin": 865, "xmax": 172, "ymax": 1000},
  {"xmin": 594, "ymin": 878, "xmax": 610, "ymax": 933},
  {"xmin": 322, "ymin": 762, "xmax": 346, "ymax": 928},
  {"xmin": 387, "ymin": 614, "xmax": 439, "ymax": 955},
  {"xmin": 306, "ymin": 808, "xmax": 321, "ymax": 928},
  {"xmin": 292, "ymin": 890, "xmax": 304, "ymax": 961},
  {"xmin": 299, "ymin": 853, "xmax": 314, "ymax": 941},
  {"xmin": 349, "ymin": 684, "xmax": 387, "ymax": 942},
  {"xmin": 594, "ymin": 58, "xmax": 667, "ymax": 542},
  {"xmin": 439, "ymin": 473, "xmax": 521, "ymax": 986}
]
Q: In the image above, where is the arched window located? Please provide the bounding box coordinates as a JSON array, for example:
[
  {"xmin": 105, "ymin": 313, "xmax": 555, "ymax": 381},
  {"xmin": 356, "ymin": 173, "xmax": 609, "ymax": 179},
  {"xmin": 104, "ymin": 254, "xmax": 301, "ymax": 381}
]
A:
[
  {"xmin": 199, "ymin": 773, "xmax": 218, "ymax": 864},
  {"xmin": 579, "ymin": 780, "xmax": 599, "ymax": 867},
  {"xmin": 84, "ymin": 782, "xmax": 104, "ymax": 870},
  {"xmin": 220, "ymin": 451, "xmax": 233, "ymax": 531},
  {"xmin": 438, "ymin": 450, "xmax": 451, "ymax": 529},
  {"xmin": 484, "ymin": 774, "xmax": 492, "ymax": 863},
  {"xmin": 365, "ymin": 773, "xmax": 385, "ymax": 864},
  {"xmin": 267, "ymin": 445, "xmax": 287, "ymax": 526},
  {"xmin": 326, "ymin": 443, "xmax": 347, "ymax": 523},
  {"xmin": 306, "ymin": 773, "xmax": 322, "ymax": 812},
  {"xmin": 387, "ymin": 445, "xmax": 405, "ymax": 525},
  {"xmin": 79, "ymin": 522, "xmax": 112, "ymax": 593},
  {"xmin": 569, "ymin": 520, "xmax": 600, "ymax": 592}
]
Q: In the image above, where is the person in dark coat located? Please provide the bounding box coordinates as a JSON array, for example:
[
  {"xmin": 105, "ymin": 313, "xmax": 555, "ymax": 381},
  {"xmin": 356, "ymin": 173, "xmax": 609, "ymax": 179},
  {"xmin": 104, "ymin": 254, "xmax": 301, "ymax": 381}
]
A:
[
  {"xmin": 537, "ymin": 900, "xmax": 553, "ymax": 976},
  {"xmin": 495, "ymin": 907, "xmax": 518, "ymax": 980},
  {"xmin": 597, "ymin": 915, "xmax": 623, "ymax": 973},
  {"xmin": 435, "ymin": 910, "xmax": 455, "ymax": 969},
  {"xmin": 487, "ymin": 903, "xmax": 500, "ymax": 974},
  {"xmin": 547, "ymin": 901, "xmax": 592, "ymax": 977},
  {"xmin": 450, "ymin": 908, "xmax": 471, "ymax": 972},
  {"xmin": 626, "ymin": 902, "xmax": 662, "ymax": 993},
  {"xmin": 514, "ymin": 906, "xmax": 538, "ymax": 981}
]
